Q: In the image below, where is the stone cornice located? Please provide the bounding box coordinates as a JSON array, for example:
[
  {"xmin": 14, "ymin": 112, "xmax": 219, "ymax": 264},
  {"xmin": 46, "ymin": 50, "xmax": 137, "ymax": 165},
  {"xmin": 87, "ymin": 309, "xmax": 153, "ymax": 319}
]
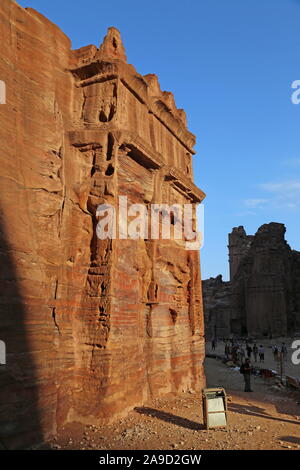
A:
[
  {"xmin": 166, "ymin": 168, "xmax": 206, "ymax": 203},
  {"xmin": 68, "ymin": 128, "xmax": 205, "ymax": 203},
  {"xmin": 69, "ymin": 59, "xmax": 196, "ymax": 154}
]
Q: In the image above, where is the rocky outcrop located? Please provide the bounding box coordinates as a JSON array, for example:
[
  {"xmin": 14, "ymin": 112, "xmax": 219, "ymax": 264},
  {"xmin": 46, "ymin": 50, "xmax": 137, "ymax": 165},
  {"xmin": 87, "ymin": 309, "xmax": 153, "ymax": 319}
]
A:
[
  {"xmin": 203, "ymin": 223, "xmax": 300, "ymax": 339},
  {"xmin": 0, "ymin": 1, "xmax": 205, "ymax": 449},
  {"xmin": 228, "ymin": 226, "xmax": 253, "ymax": 279},
  {"xmin": 231, "ymin": 223, "xmax": 300, "ymax": 338},
  {"xmin": 202, "ymin": 275, "xmax": 232, "ymax": 338}
]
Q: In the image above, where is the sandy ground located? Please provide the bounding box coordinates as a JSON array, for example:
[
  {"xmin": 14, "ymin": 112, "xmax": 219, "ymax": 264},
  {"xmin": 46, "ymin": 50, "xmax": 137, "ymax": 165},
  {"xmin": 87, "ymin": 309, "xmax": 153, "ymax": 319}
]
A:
[{"xmin": 46, "ymin": 346, "xmax": 300, "ymax": 451}]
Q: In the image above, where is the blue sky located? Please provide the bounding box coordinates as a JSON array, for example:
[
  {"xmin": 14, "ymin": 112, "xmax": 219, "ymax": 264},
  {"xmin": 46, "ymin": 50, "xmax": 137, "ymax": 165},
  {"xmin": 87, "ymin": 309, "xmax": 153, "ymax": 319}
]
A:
[{"xmin": 18, "ymin": 0, "xmax": 300, "ymax": 280}]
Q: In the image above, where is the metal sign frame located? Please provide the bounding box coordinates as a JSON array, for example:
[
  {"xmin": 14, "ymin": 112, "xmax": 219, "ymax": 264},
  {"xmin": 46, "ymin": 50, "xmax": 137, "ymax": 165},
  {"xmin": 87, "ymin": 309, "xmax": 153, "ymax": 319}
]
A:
[{"xmin": 202, "ymin": 387, "xmax": 228, "ymax": 430}]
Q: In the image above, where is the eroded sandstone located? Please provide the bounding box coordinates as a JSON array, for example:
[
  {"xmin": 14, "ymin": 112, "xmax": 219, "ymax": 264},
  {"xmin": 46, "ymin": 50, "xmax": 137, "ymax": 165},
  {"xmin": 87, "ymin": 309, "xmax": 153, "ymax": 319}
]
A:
[{"xmin": 0, "ymin": 1, "xmax": 205, "ymax": 449}]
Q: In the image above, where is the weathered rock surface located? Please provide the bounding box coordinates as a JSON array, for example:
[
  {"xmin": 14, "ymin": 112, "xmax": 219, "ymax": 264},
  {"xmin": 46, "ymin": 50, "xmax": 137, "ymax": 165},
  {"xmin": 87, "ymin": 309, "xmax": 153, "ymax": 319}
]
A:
[
  {"xmin": 0, "ymin": 0, "xmax": 205, "ymax": 449},
  {"xmin": 203, "ymin": 223, "xmax": 300, "ymax": 339},
  {"xmin": 202, "ymin": 275, "xmax": 232, "ymax": 339}
]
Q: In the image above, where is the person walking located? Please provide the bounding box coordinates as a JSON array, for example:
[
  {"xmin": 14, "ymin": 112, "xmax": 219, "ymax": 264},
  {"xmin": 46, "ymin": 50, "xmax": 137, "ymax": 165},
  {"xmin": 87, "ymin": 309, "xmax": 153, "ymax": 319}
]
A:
[
  {"xmin": 240, "ymin": 358, "xmax": 253, "ymax": 392},
  {"xmin": 281, "ymin": 342, "xmax": 287, "ymax": 361},
  {"xmin": 232, "ymin": 344, "xmax": 238, "ymax": 363},
  {"xmin": 258, "ymin": 344, "xmax": 264, "ymax": 363},
  {"xmin": 236, "ymin": 346, "xmax": 242, "ymax": 365},
  {"xmin": 225, "ymin": 342, "xmax": 230, "ymax": 359},
  {"xmin": 211, "ymin": 338, "xmax": 216, "ymax": 351},
  {"xmin": 240, "ymin": 346, "xmax": 245, "ymax": 362},
  {"xmin": 253, "ymin": 343, "xmax": 258, "ymax": 362},
  {"xmin": 273, "ymin": 345, "xmax": 279, "ymax": 362},
  {"xmin": 228, "ymin": 343, "xmax": 232, "ymax": 360},
  {"xmin": 246, "ymin": 344, "xmax": 252, "ymax": 360}
]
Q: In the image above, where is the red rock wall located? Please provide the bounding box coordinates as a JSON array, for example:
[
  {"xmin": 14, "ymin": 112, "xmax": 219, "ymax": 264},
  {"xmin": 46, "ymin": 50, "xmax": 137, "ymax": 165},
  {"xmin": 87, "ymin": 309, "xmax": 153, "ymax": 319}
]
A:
[{"xmin": 0, "ymin": 0, "xmax": 205, "ymax": 449}]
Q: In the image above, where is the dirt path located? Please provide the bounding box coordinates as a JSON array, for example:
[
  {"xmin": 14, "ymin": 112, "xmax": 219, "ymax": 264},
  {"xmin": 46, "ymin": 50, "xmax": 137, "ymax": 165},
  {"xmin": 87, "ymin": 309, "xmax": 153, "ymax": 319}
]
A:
[
  {"xmin": 47, "ymin": 355, "xmax": 300, "ymax": 451},
  {"xmin": 208, "ymin": 337, "xmax": 300, "ymax": 378}
]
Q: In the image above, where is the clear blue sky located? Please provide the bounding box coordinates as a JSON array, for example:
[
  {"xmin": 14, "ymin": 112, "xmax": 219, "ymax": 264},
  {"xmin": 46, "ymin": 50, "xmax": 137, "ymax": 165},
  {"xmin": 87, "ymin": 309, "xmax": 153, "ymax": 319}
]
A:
[{"xmin": 18, "ymin": 0, "xmax": 300, "ymax": 280}]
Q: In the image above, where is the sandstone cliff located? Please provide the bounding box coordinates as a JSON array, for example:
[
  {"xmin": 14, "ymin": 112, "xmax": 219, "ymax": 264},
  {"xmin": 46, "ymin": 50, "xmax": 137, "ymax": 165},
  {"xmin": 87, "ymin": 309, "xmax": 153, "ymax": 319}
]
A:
[{"xmin": 0, "ymin": 0, "xmax": 205, "ymax": 449}]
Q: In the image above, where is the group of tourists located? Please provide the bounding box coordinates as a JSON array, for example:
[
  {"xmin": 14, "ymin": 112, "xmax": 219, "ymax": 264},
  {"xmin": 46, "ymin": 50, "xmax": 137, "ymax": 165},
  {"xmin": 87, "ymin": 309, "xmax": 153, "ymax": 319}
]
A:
[
  {"xmin": 227, "ymin": 341, "xmax": 265, "ymax": 364},
  {"xmin": 211, "ymin": 338, "xmax": 265, "ymax": 365},
  {"xmin": 211, "ymin": 337, "xmax": 289, "ymax": 363},
  {"xmin": 210, "ymin": 336, "xmax": 290, "ymax": 394},
  {"xmin": 272, "ymin": 343, "xmax": 288, "ymax": 361},
  {"xmin": 210, "ymin": 337, "xmax": 258, "ymax": 393}
]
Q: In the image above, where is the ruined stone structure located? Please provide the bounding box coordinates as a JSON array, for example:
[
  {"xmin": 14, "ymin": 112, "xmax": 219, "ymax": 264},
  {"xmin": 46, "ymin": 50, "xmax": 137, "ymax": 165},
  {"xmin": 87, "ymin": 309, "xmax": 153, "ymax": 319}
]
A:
[
  {"xmin": 203, "ymin": 223, "xmax": 300, "ymax": 339},
  {"xmin": 0, "ymin": 1, "xmax": 205, "ymax": 449}
]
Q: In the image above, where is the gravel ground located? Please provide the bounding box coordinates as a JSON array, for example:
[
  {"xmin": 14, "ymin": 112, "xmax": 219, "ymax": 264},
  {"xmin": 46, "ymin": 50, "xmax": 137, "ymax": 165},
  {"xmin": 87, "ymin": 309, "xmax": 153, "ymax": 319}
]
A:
[{"xmin": 45, "ymin": 347, "xmax": 300, "ymax": 451}]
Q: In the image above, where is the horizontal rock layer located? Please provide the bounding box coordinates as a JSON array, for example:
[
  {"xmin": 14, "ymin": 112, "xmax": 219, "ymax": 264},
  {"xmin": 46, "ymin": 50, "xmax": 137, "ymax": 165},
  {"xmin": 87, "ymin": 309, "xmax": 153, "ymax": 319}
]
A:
[{"xmin": 0, "ymin": 1, "xmax": 205, "ymax": 449}]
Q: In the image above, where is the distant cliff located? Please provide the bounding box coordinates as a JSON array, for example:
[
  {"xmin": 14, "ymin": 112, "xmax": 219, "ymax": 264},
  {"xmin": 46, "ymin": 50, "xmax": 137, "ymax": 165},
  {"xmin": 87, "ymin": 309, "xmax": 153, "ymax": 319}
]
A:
[{"xmin": 203, "ymin": 223, "xmax": 300, "ymax": 339}]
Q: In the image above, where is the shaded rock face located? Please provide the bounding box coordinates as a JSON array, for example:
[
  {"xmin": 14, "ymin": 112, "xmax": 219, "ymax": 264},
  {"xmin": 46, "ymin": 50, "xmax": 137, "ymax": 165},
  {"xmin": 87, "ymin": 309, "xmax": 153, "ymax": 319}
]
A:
[
  {"xmin": 203, "ymin": 223, "xmax": 300, "ymax": 339},
  {"xmin": 228, "ymin": 226, "xmax": 254, "ymax": 280},
  {"xmin": 0, "ymin": 1, "xmax": 205, "ymax": 449},
  {"xmin": 232, "ymin": 223, "xmax": 300, "ymax": 338},
  {"xmin": 202, "ymin": 276, "xmax": 232, "ymax": 339}
]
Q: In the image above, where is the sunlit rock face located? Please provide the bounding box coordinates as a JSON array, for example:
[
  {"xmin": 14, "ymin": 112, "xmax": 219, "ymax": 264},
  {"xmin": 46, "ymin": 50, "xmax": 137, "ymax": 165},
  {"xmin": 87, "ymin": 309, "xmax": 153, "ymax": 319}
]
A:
[{"xmin": 0, "ymin": 0, "xmax": 205, "ymax": 449}]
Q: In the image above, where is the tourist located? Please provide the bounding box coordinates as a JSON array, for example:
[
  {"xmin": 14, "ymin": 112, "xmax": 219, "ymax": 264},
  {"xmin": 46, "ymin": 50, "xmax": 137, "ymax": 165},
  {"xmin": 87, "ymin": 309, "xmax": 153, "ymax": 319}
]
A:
[
  {"xmin": 228, "ymin": 343, "xmax": 232, "ymax": 359},
  {"xmin": 281, "ymin": 342, "xmax": 287, "ymax": 361},
  {"xmin": 246, "ymin": 344, "xmax": 252, "ymax": 359},
  {"xmin": 232, "ymin": 344, "xmax": 239, "ymax": 363},
  {"xmin": 240, "ymin": 346, "xmax": 246, "ymax": 362},
  {"xmin": 258, "ymin": 344, "xmax": 264, "ymax": 362},
  {"xmin": 253, "ymin": 343, "xmax": 258, "ymax": 362},
  {"xmin": 236, "ymin": 346, "xmax": 242, "ymax": 365},
  {"xmin": 211, "ymin": 338, "xmax": 216, "ymax": 351},
  {"xmin": 231, "ymin": 344, "xmax": 236, "ymax": 362},
  {"xmin": 240, "ymin": 358, "xmax": 253, "ymax": 392},
  {"xmin": 273, "ymin": 345, "xmax": 279, "ymax": 361}
]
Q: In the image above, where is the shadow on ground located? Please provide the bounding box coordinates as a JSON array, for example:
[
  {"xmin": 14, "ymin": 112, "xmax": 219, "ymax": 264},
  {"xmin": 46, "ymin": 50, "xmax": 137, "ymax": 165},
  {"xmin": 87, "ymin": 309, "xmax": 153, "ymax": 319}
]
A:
[
  {"xmin": 134, "ymin": 407, "xmax": 204, "ymax": 431},
  {"xmin": 279, "ymin": 435, "xmax": 300, "ymax": 445},
  {"xmin": 229, "ymin": 402, "xmax": 299, "ymax": 426}
]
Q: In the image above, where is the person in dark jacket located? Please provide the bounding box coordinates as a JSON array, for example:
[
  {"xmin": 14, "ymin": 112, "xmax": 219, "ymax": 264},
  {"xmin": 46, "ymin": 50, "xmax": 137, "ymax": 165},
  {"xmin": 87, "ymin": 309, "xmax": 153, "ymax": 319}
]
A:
[
  {"xmin": 281, "ymin": 342, "xmax": 287, "ymax": 361},
  {"xmin": 252, "ymin": 343, "xmax": 258, "ymax": 362},
  {"xmin": 240, "ymin": 358, "xmax": 253, "ymax": 392},
  {"xmin": 225, "ymin": 342, "xmax": 230, "ymax": 359}
]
